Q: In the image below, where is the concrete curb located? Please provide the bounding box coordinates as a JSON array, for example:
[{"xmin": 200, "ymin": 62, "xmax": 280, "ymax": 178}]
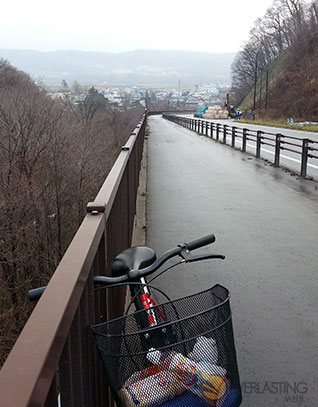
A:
[{"xmin": 131, "ymin": 131, "xmax": 148, "ymax": 246}]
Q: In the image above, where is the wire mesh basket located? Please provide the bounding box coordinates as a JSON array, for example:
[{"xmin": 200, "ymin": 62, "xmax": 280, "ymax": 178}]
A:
[{"xmin": 90, "ymin": 284, "xmax": 241, "ymax": 407}]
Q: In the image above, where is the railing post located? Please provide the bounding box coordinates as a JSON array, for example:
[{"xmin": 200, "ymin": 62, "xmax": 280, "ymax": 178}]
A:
[
  {"xmin": 223, "ymin": 125, "xmax": 227, "ymax": 144},
  {"xmin": 301, "ymin": 138, "xmax": 309, "ymax": 177},
  {"xmin": 216, "ymin": 124, "xmax": 220, "ymax": 140},
  {"xmin": 256, "ymin": 131, "xmax": 262, "ymax": 158},
  {"xmin": 275, "ymin": 134, "xmax": 282, "ymax": 166},
  {"xmin": 210, "ymin": 123, "xmax": 214, "ymax": 138},
  {"xmin": 242, "ymin": 129, "xmax": 247, "ymax": 152},
  {"xmin": 231, "ymin": 127, "xmax": 236, "ymax": 148},
  {"xmin": 205, "ymin": 121, "xmax": 209, "ymax": 136}
]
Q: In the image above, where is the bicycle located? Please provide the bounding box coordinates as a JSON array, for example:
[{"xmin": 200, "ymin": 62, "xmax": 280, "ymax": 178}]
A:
[
  {"xmin": 91, "ymin": 234, "xmax": 241, "ymax": 407},
  {"xmin": 29, "ymin": 234, "xmax": 242, "ymax": 407}
]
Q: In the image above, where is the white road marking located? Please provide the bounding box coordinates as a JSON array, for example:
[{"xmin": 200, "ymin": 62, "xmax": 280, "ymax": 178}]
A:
[{"xmin": 230, "ymin": 140, "xmax": 318, "ymax": 170}]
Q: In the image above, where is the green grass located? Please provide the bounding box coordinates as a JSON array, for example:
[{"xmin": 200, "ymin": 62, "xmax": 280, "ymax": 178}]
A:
[{"xmin": 239, "ymin": 119, "xmax": 318, "ymax": 133}]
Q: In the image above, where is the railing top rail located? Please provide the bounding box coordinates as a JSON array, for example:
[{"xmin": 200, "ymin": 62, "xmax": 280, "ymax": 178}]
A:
[{"xmin": 94, "ymin": 117, "xmax": 144, "ymax": 216}]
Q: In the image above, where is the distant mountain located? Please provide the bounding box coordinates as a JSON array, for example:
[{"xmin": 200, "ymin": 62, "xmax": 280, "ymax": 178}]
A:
[{"xmin": 0, "ymin": 49, "xmax": 236, "ymax": 85}]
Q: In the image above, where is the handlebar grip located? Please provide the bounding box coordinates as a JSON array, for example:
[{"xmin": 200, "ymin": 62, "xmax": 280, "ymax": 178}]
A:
[
  {"xmin": 184, "ymin": 234, "xmax": 216, "ymax": 251},
  {"xmin": 94, "ymin": 275, "xmax": 128, "ymax": 284},
  {"xmin": 28, "ymin": 286, "xmax": 46, "ymax": 301}
]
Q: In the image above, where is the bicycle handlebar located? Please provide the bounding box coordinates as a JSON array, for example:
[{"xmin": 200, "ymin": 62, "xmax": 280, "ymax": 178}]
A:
[
  {"xmin": 94, "ymin": 234, "xmax": 222, "ymax": 285},
  {"xmin": 183, "ymin": 233, "xmax": 215, "ymax": 251},
  {"xmin": 28, "ymin": 286, "xmax": 46, "ymax": 301},
  {"xmin": 28, "ymin": 234, "xmax": 223, "ymax": 300}
]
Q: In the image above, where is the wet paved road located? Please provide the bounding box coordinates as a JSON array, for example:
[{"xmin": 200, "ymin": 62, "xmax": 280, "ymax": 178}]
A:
[
  {"xmin": 146, "ymin": 115, "xmax": 318, "ymax": 407},
  {"xmin": 181, "ymin": 115, "xmax": 318, "ymax": 179}
]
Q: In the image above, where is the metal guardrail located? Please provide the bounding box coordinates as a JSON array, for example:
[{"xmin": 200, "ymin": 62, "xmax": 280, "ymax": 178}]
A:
[
  {"xmin": 0, "ymin": 115, "xmax": 147, "ymax": 407},
  {"xmin": 163, "ymin": 114, "xmax": 318, "ymax": 178}
]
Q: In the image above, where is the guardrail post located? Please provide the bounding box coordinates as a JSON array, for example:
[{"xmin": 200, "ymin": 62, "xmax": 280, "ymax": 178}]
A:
[
  {"xmin": 231, "ymin": 127, "xmax": 236, "ymax": 148},
  {"xmin": 301, "ymin": 138, "xmax": 309, "ymax": 177},
  {"xmin": 242, "ymin": 129, "xmax": 247, "ymax": 152},
  {"xmin": 256, "ymin": 131, "xmax": 262, "ymax": 158},
  {"xmin": 210, "ymin": 123, "xmax": 214, "ymax": 138},
  {"xmin": 205, "ymin": 121, "xmax": 209, "ymax": 136},
  {"xmin": 275, "ymin": 134, "xmax": 282, "ymax": 166},
  {"xmin": 216, "ymin": 124, "xmax": 220, "ymax": 140},
  {"xmin": 223, "ymin": 125, "xmax": 227, "ymax": 144}
]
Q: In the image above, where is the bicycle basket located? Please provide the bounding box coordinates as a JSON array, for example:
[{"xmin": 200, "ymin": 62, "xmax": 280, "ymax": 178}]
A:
[{"xmin": 90, "ymin": 284, "xmax": 241, "ymax": 407}]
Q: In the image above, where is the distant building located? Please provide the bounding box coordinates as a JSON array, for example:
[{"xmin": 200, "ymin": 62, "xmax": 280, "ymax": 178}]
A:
[
  {"xmin": 131, "ymin": 92, "xmax": 142, "ymax": 102},
  {"xmin": 184, "ymin": 96, "xmax": 200, "ymax": 107}
]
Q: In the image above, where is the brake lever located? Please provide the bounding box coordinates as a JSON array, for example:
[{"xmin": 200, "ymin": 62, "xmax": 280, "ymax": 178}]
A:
[{"xmin": 180, "ymin": 248, "xmax": 225, "ymax": 263}]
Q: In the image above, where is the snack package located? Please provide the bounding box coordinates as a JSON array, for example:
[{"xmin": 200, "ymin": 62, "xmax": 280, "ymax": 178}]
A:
[{"xmin": 120, "ymin": 371, "xmax": 185, "ymax": 407}]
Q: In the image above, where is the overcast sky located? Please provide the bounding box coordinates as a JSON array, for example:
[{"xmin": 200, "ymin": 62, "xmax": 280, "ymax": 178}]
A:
[{"xmin": 0, "ymin": 0, "xmax": 276, "ymax": 54}]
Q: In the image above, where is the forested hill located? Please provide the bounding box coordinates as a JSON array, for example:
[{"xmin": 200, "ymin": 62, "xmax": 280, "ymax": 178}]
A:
[
  {"xmin": 0, "ymin": 60, "xmax": 144, "ymax": 366},
  {"xmin": 231, "ymin": 0, "xmax": 318, "ymax": 120}
]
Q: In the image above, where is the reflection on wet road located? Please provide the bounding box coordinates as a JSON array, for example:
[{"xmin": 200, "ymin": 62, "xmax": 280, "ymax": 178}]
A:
[{"xmin": 146, "ymin": 115, "xmax": 318, "ymax": 407}]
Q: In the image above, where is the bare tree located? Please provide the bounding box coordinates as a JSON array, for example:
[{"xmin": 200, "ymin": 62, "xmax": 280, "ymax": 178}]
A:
[{"xmin": 0, "ymin": 60, "xmax": 144, "ymax": 366}]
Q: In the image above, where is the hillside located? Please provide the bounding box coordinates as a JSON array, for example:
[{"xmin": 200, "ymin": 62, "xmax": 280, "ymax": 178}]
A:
[
  {"xmin": 0, "ymin": 60, "xmax": 144, "ymax": 365},
  {"xmin": 0, "ymin": 49, "xmax": 236, "ymax": 85},
  {"xmin": 231, "ymin": 0, "xmax": 318, "ymax": 122},
  {"xmin": 239, "ymin": 51, "xmax": 288, "ymax": 112},
  {"xmin": 239, "ymin": 41, "xmax": 318, "ymax": 121}
]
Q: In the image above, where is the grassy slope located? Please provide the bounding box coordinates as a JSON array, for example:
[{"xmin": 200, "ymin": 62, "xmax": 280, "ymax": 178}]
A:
[
  {"xmin": 239, "ymin": 51, "xmax": 289, "ymax": 112},
  {"xmin": 238, "ymin": 119, "xmax": 318, "ymax": 132}
]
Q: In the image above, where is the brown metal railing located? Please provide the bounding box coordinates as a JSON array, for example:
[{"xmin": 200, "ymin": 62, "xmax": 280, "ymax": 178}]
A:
[{"xmin": 0, "ymin": 115, "xmax": 147, "ymax": 407}]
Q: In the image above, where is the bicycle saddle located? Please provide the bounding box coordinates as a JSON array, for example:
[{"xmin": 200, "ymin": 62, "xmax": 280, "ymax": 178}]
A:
[{"xmin": 111, "ymin": 246, "xmax": 157, "ymax": 277}]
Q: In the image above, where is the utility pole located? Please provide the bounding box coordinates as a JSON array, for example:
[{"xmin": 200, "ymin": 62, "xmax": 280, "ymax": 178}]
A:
[
  {"xmin": 253, "ymin": 52, "xmax": 258, "ymax": 121},
  {"xmin": 265, "ymin": 69, "xmax": 269, "ymax": 111},
  {"xmin": 259, "ymin": 69, "xmax": 263, "ymax": 117}
]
